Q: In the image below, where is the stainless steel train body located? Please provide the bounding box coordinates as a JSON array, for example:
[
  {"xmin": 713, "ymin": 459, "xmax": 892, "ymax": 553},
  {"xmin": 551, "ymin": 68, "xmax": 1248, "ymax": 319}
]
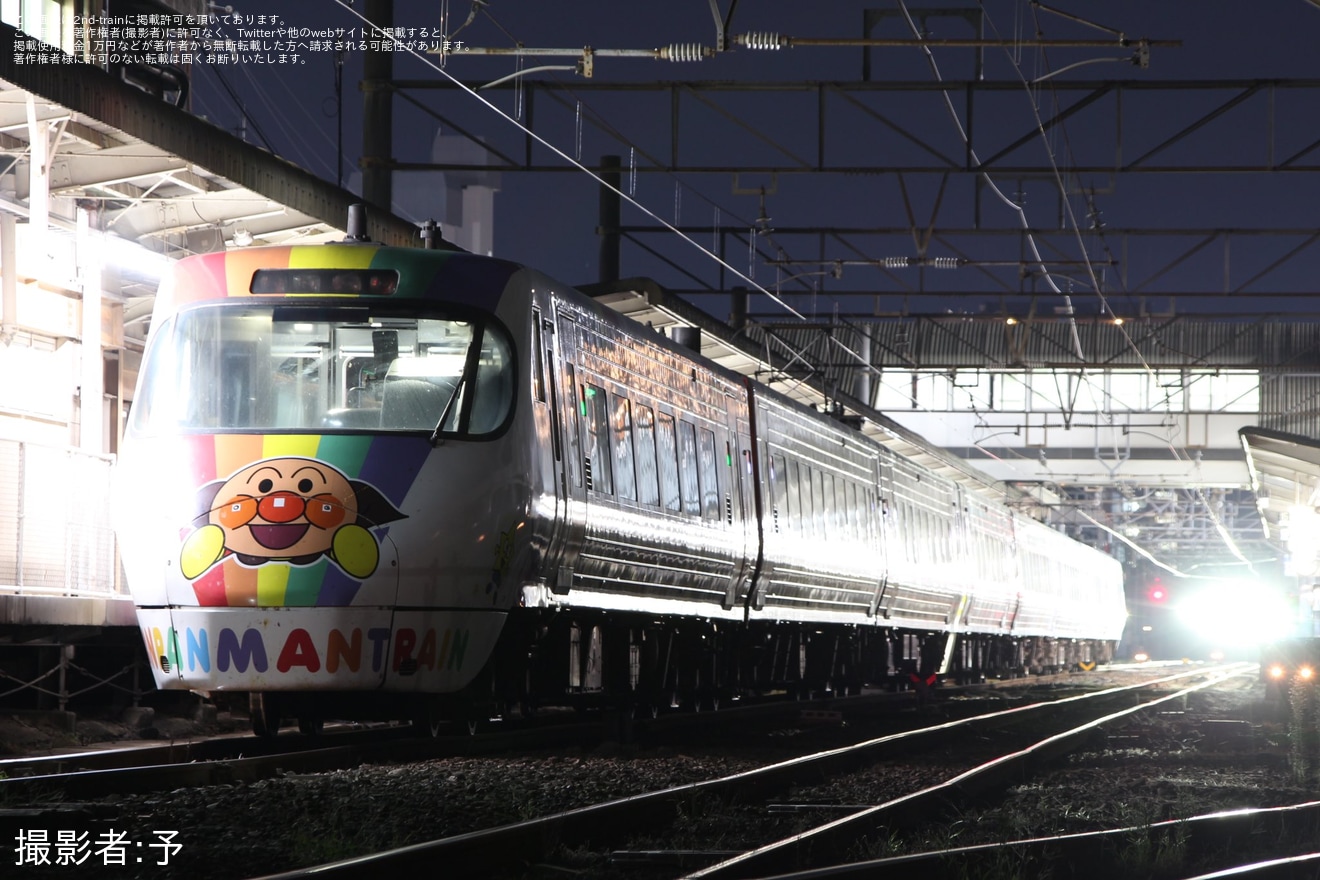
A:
[{"xmin": 117, "ymin": 237, "xmax": 1127, "ymax": 727}]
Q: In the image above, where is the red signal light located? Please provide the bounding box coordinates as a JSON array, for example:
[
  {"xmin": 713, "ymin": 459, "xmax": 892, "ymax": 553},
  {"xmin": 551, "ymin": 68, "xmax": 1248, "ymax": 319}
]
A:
[{"xmin": 1145, "ymin": 576, "xmax": 1168, "ymax": 604}]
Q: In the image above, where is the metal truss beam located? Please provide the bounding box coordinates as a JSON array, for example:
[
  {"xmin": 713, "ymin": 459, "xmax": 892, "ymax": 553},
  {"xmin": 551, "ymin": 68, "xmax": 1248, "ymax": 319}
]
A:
[
  {"xmin": 386, "ymin": 77, "xmax": 1320, "ymax": 175},
  {"xmin": 621, "ymin": 225, "xmax": 1320, "ymax": 314}
]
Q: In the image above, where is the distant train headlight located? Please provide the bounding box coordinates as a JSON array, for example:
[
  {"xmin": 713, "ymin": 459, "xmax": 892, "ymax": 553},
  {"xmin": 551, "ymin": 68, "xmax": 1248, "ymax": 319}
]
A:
[
  {"xmin": 1176, "ymin": 582, "xmax": 1294, "ymax": 648},
  {"xmin": 1268, "ymin": 663, "xmax": 1287, "ymax": 680},
  {"xmin": 1134, "ymin": 651, "xmax": 1150, "ymax": 663},
  {"xmin": 1300, "ymin": 665, "xmax": 1316, "ymax": 681}
]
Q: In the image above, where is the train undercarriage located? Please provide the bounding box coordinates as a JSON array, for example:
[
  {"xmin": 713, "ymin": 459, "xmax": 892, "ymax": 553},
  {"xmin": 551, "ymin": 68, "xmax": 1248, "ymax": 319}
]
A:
[{"xmin": 238, "ymin": 611, "xmax": 1115, "ymax": 737}]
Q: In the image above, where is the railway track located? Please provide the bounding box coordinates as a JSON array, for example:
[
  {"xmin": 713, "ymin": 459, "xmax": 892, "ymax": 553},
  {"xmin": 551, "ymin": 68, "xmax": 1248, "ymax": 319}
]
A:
[
  {"xmin": 0, "ymin": 682, "xmax": 933, "ymax": 803},
  {"xmin": 245, "ymin": 663, "xmax": 1261, "ymax": 880},
  {"xmin": 0, "ymin": 671, "xmax": 1007, "ymax": 801},
  {"xmin": 0, "ymin": 716, "xmax": 607, "ymax": 801}
]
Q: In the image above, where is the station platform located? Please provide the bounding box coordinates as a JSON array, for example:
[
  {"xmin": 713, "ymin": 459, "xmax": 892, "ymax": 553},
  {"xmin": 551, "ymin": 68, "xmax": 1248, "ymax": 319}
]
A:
[
  {"xmin": 0, "ymin": 590, "xmax": 145, "ymax": 717},
  {"xmin": 0, "ymin": 590, "xmax": 137, "ymax": 629}
]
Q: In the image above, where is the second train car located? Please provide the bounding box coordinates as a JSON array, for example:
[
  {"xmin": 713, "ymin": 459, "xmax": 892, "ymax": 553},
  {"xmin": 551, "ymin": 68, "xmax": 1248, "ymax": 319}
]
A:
[{"xmin": 116, "ymin": 213, "xmax": 1128, "ymax": 734}]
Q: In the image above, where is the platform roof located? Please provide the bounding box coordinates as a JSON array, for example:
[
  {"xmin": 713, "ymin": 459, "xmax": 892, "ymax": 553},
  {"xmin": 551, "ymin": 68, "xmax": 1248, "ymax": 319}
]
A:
[
  {"xmin": 1240, "ymin": 426, "xmax": 1320, "ymax": 538},
  {"xmin": 0, "ymin": 20, "xmax": 426, "ymax": 279}
]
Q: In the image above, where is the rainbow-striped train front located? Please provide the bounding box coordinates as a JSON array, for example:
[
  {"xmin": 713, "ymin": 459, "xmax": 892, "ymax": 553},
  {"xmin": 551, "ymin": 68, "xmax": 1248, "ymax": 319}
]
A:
[{"xmin": 117, "ymin": 240, "xmax": 538, "ymax": 705}]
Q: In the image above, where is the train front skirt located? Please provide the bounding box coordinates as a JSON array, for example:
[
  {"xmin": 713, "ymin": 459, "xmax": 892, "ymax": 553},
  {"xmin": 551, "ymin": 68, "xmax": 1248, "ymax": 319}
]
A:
[{"xmin": 136, "ymin": 607, "xmax": 506, "ymax": 692}]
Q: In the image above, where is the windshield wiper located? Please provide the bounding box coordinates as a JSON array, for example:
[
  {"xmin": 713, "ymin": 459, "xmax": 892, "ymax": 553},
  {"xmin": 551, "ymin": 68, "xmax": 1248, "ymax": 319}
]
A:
[{"xmin": 428, "ymin": 376, "xmax": 466, "ymax": 447}]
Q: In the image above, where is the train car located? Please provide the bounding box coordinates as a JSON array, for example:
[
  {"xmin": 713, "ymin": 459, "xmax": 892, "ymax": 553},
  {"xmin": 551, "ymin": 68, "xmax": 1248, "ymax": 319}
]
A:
[{"xmin": 116, "ymin": 210, "xmax": 1127, "ymax": 734}]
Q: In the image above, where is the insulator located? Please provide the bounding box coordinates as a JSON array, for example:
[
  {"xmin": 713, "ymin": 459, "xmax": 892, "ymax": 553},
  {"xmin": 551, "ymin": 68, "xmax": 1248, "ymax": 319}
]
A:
[
  {"xmin": 663, "ymin": 43, "xmax": 706, "ymax": 63},
  {"xmin": 883, "ymin": 256, "xmax": 909, "ymax": 269},
  {"xmin": 740, "ymin": 31, "xmax": 783, "ymax": 51},
  {"xmin": 929, "ymin": 257, "xmax": 959, "ymax": 269}
]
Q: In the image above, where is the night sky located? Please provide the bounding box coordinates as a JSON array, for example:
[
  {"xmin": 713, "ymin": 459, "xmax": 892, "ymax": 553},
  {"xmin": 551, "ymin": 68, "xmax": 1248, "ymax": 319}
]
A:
[{"xmin": 192, "ymin": 1, "xmax": 1320, "ymax": 318}]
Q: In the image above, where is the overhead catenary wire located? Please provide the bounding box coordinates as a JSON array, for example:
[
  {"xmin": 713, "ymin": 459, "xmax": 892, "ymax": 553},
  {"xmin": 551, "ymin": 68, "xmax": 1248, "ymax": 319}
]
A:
[
  {"xmin": 894, "ymin": 0, "xmax": 1086, "ymax": 363},
  {"xmin": 460, "ymin": 6, "xmax": 920, "ymax": 428},
  {"xmin": 328, "ymin": 0, "xmax": 907, "ymax": 379},
  {"xmin": 326, "ymin": 0, "xmax": 1066, "ymax": 505},
  {"xmin": 976, "ymin": 0, "xmax": 1257, "ymax": 571},
  {"xmin": 328, "ymin": 0, "xmax": 1250, "ymax": 569}
]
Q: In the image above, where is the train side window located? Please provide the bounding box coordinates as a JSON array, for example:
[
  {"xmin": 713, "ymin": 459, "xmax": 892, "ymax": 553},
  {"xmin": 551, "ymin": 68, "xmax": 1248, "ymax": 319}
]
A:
[
  {"xmin": 827, "ymin": 474, "xmax": 840, "ymax": 533},
  {"xmin": 800, "ymin": 465, "xmax": 815, "ymax": 537},
  {"xmin": 823, "ymin": 477, "xmax": 834, "ymax": 533},
  {"xmin": 839, "ymin": 477, "xmax": 848, "ymax": 534},
  {"xmin": 807, "ymin": 467, "xmax": 818, "ymax": 538},
  {"xmin": 467, "ymin": 330, "xmax": 515, "ymax": 433},
  {"xmin": 634, "ymin": 404, "xmax": 660, "ymax": 507},
  {"xmin": 584, "ymin": 383, "xmax": 614, "ymax": 494},
  {"xmin": 786, "ymin": 459, "xmax": 801, "ymax": 531},
  {"xmin": 824, "ymin": 475, "xmax": 836, "ymax": 534},
  {"xmin": 531, "ymin": 308, "xmax": 546, "ymax": 403},
  {"xmin": 864, "ymin": 488, "xmax": 877, "ymax": 544},
  {"xmin": 839, "ymin": 477, "xmax": 850, "ymax": 533},
  {"xmin": 564, "ymin": 365, "xmax": 582, "ymax": 488},
  {"xmin": 677, "ymin": 420, "xmax": 701, "ymax": 517},
  {"xmin": 917, "ymin": 509, "xmax": 928, "ymax": 561},
  {"xmin": 908, "ymin": 501, "xmax": 918, "ymax": 564},
  {"xmin": 770, "ymin": 454, "xmax": 787, "ymax": 533},
  {"xmin": 698, "ymin": 427, "xmax": 720, "ymax": 521},
  {"xmin": 844, "ymin": 481, "xmax": 857, "ymax": 540},
  {"xmin": 612, "ymin": 394, "xmax": 637, "ymax": 502},
  {"xmin": 656, "ymin": 412, "xmax": 681, "ymax": 512},
  {"xmin": 937, "ymin": 511, "xmax": 947, "ymax": 563},
  {"xmin": 902, "ymin": 501, "xmax": 915, "ymax": 562}
]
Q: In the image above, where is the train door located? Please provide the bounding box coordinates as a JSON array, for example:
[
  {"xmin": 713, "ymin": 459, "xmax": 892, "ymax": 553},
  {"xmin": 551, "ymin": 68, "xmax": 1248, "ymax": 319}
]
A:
[
  {"xmin": 722, "ymin": 413, "xmax": 757, "ymax": 610},
  {"xmin": 744, "ymin": 390, "xmax": 773, "ymax": 611},
  {"xmin": 549, "ymin": 306, "xmax": 588, "ymax": 593},
  {"xmin": 529, "ymin": 306, "xmax": 569, "ymax": 591},
  {"xmin": 952, "ymin": 486, "xmax": 972, "ymax": 627}
]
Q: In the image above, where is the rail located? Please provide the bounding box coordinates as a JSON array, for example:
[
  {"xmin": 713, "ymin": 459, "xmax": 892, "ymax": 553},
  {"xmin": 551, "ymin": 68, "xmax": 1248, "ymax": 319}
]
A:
[{"xmin": 248, "ymin": 665, "xmax": 1248, "ymax": 879}]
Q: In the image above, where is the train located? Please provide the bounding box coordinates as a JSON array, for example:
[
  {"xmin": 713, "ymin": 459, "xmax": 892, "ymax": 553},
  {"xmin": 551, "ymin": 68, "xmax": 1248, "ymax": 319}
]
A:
[{"xmin": 115, "ymin": 209, "xmax": 1128, "ymax": 735}]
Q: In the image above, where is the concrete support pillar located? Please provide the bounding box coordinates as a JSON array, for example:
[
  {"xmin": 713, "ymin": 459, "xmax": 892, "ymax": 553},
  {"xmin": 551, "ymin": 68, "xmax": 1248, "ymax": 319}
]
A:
[
  {"xmin": 362, "ymin": 0, "xmax": 393, "ymax": 212},
  {"xmin": 25, "ymin": 95, "xmax": 48, "ymax": 278},
  {"xmin": 1, "ymin": 212, "xmax": 15, "ymax": 343},
  {"xmin": 76, "ymin": 205, "xmax": 103, "ymax": 454}
]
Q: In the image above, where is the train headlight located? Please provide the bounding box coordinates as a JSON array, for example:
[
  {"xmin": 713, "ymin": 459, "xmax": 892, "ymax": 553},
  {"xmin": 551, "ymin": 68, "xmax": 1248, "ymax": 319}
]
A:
[
  {"xmin": 1176, "ymin": 581, "xmax": 1294, "ymax": 649},
  {"xmin": 1299, "ymin": 665, "xmax": 1316, "ymax": 681},
  {"xmin": 1134, "ymin": 651, "xmax": 1149, "ymax": 663},
  {"xmin": 1268, "ymin": 664, "xmax": 1287, "ymax": 680}
]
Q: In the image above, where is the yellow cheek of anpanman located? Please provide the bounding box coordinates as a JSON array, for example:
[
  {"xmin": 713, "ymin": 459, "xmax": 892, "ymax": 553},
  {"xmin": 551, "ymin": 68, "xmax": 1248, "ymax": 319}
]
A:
[
  {"xmin": 331, "ymin": 524, "xmax": 380, "ymax": 579},
  {"xmin": 180, "ymin": 523, "xmax": 225, "ymax": 579}
]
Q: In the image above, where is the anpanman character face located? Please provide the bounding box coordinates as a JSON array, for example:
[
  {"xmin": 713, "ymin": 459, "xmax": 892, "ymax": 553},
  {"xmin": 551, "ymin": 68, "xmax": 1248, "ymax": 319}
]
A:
[
  {"xmin": 180, "ymin": 457, "xmax": 405, "ymax": 580},
  {"xmin": 212, "ymin": 460, "xmax": 357, "ymax": 560}
]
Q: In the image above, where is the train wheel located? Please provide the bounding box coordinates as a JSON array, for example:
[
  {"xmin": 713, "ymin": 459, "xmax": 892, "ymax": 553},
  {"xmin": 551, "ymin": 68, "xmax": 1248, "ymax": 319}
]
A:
[
  {"xmin": 249, "ymin": 693, "xmax": 282, "ymax": 738},
  {"xmin": 412, "ymin": 697, "xmax": 445, "ymax": 738},
  {"xmin": 297, "ymin": 716, "xmax": 323, "ymax": 737}
]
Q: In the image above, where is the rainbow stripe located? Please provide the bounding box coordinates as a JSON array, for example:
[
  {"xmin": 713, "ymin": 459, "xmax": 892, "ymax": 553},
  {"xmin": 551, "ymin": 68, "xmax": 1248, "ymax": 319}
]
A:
[
  {"xmin": 149, "ymin": 241, "xmax": 521, "ymax": 609},
  {"xmin": 154, "ymin": 243, "xmax": 521, "ymax": 313},
  {"xmin": 180, "ymin": 433, "xmax": 430, "ymax": 608}
]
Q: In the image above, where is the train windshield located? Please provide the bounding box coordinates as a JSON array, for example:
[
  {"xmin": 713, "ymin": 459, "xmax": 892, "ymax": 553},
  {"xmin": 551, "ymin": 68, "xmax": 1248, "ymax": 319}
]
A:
[{"xmin": 131, "ymin": 303, "xmax": 514, "ymax": 436}]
